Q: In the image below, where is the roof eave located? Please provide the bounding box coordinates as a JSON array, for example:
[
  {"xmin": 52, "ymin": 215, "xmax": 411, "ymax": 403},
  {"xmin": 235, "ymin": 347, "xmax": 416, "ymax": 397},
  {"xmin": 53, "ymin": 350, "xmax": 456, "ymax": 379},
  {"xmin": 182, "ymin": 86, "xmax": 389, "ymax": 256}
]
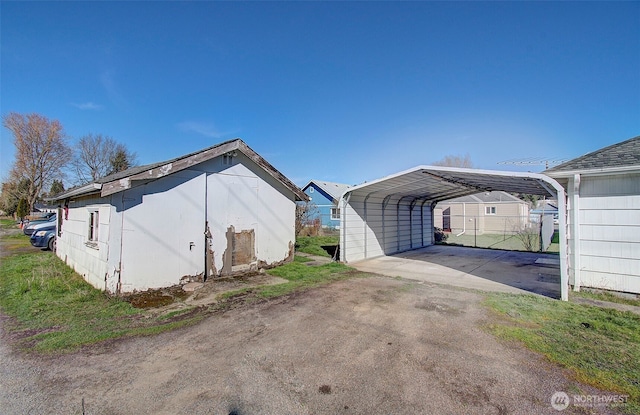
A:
[
  {"xmin": 98, "ymin": 139, "xmax": 308, "ymax": 202},
  {"xmin": 545, "ymin": 164, "xmax": 640, "ymax": 178},
  {"xmin": 46, "ymin": 183, "xmax": 103, "ymax": 202}
]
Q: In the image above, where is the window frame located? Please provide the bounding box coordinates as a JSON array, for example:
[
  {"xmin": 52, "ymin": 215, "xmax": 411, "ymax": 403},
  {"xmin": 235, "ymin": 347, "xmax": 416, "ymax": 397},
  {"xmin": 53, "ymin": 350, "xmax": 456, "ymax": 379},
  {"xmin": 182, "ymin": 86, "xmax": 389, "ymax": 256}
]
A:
[
  {"xmin": 485, "ymin": 206, "xmax": 496, "ymax": 215},
  {"xmin": 331, "ymin": 207, "xmax": 340, "ymax": 220},
  {"xmin": 88, "ymin": 210, "xmax": 99, "ymax": 244}
]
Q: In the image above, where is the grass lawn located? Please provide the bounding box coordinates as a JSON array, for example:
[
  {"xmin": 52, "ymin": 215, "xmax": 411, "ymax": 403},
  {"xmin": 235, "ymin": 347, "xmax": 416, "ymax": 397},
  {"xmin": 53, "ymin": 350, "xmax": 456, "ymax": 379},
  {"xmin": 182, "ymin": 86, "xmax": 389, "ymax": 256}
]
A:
[
  {"xmin": 296, "ymin": 235, "xmax": 339, "ymax": 257},
  {"xmin": 0, "ymin": 227, "xmax": 358, "ymax": 353},
  {"xmin": 572, "ymin": 289, "xmax": 640, "ymax": 308},
  {"xmin": 484, "ymin": 293, "xmax": 640, "ymax": 413},
  {"xmin": 442, "ymin": 231, "xmax": 559, "ymax": 253},
  {"xmin": 219, "ymin": 255, "xmax": 362, "ymax": 301},
  {"xmin": 0, "ymin": 251, "xmax": 204, "ymax": 352},
  {"xmin": 1, "ymin": 218, "xmax": 18, "ymax": 227}
]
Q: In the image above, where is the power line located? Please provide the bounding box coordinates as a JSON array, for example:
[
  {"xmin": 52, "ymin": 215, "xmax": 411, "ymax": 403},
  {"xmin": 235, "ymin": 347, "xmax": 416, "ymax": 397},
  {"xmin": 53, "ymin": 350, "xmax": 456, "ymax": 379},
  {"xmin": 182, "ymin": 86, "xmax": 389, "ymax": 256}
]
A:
[{"xmin": 497, "ymin": 157, "xmax": 569, "ymax": 170}]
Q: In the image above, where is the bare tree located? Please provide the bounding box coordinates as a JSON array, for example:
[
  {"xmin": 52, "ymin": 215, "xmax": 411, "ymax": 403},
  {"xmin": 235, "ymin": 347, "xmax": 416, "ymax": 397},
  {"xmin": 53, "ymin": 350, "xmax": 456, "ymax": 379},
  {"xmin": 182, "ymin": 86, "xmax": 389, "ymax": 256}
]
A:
[
  {"xmin": 432, "ymin": 154, "xmax": 474, "ymax": 168},
  {"xmin": 71, "ymin": 134, "xmax": 137, "ymax": 184},
  {"xmin": 295, "ymin": 201, "xmax": 319, "ymax": 236},
  {"xmin": 72, "ymin": 134, "xmax": 115, "ymax": 183},
  {"xmin": 3, "ymin": 113, "xmax": 72, "ymax": 211}
]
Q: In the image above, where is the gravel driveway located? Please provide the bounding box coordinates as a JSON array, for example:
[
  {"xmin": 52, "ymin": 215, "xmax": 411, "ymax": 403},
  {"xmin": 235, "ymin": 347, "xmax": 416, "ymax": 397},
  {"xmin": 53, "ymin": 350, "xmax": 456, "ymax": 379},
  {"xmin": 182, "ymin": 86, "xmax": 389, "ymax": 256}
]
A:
[{"xmin": 0, "ymin": 276, "xmax": 622, "ymax": 414}]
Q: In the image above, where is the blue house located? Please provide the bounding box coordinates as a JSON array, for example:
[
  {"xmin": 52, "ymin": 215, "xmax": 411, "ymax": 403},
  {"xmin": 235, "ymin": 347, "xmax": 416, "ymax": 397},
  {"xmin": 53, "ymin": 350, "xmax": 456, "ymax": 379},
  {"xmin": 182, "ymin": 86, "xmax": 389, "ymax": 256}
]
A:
[{"xmin": 302, "ymin": 180, "xmax": 351, "ymax": 229}]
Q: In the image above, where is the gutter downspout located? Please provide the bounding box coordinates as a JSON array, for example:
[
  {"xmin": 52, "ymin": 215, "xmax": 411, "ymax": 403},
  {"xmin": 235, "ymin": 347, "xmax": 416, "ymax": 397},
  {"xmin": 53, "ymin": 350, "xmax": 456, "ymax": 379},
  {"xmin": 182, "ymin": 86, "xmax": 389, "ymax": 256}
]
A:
[
  {"xmin": 117, "ymin": 192, "xmax": 126, "ymax": 294},
  {"xmin": 456, "ymin": 202, "xmax": 466, "ymax": 236},
  {"xmin": 571, "ymin": 174, "xmax": 581, "ymax": 292}
]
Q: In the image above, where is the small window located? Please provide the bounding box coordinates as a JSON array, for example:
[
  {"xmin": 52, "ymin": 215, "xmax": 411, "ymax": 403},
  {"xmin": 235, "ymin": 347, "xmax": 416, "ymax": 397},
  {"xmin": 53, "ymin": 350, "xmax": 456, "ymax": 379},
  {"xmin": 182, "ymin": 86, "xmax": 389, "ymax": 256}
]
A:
[
  {"xmin": 485, "ymin": 206, "xmax": 496, "ymax": 215},
  {"xmin": 331, "ymin": 208, "xmax": 340, "ymax": 220},
  {"xmin": 222, "ymin": 154, "xmax": 233, "ymax": 165},
  {"xmin": 88, "ymin": 210, "xmax": 99, "ymax": 242},
  {"xmin": 309, "ymin": 187, "xmax": 314, "ymax": 193}
]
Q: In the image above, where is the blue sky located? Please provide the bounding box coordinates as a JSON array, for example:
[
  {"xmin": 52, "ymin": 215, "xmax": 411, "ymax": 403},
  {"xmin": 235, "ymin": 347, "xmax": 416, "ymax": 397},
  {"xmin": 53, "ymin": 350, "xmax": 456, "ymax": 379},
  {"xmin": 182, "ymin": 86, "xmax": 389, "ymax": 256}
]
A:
[{"xmin": 2, "ymin": 1, "xmax": 639, "ymax": 188}]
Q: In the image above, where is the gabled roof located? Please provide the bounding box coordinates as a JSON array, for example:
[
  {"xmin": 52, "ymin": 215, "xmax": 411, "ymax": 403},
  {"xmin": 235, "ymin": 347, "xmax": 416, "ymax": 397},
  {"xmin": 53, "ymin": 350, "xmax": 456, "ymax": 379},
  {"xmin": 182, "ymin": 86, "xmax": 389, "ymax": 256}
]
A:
[
  {"xmin": 545, "ymin": 136, "xmax": 640, "ymax": 177},
  {"xmin": 51, "ymin": 139, "xmax": 307, "ymax": 201},
  {"xmin": 302, "ymin": 180, "xmax": 352, "ymax": 203},
  {"xmin": 343, "ymin": 166, "xmax": 562, "ymax": 203},
  {"xmin": 439, "ymin": 190, "xmax": 525, "ymax": 204}
]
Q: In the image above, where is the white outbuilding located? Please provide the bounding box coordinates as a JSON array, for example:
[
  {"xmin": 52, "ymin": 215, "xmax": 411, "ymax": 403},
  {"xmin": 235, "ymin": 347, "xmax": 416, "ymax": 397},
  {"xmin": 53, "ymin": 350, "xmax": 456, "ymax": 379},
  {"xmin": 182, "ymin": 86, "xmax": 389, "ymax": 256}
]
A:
[
  {"xmin": 339, "ymin": 167, "xmax": 569, "ymax": 300},
  {"xmin": 50, "ymin": 139, "xmax": 307, "ymax": 294},
  {"xmin": 545, "ymin": 136, "xmax": 640, "ymax": 294}
]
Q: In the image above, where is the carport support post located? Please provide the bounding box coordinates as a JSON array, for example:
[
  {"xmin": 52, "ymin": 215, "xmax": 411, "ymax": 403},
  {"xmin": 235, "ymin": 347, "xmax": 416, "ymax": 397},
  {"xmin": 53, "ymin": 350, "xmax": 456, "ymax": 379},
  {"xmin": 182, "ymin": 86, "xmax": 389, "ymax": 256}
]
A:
[
  {"xmin": 340, "ymin": 193, "xmax": 351, "ymax": 263},
  {"xmin": 409, "ymin": 199, "xmax": 418, "ymax": 249},
  {"xmin": 382, "ymin": 195, "xmax": 392, "ymax": 254},
  {"xmin": 364, "ymin": 194, "xmax": 371, "ymax": 258}
]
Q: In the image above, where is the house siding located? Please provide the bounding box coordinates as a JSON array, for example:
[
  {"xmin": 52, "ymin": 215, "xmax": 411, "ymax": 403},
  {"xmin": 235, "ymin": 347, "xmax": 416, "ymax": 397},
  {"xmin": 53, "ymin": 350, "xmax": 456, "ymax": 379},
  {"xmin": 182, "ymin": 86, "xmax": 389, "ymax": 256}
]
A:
[
  {"xmin": 57, "ymin": 197, "xmax": 112, "ymax": 291},
  {"xmin": 434, "ymin": 200, "xmax": 528, "ymax": 235},
  {"xmin": 567, "ymin": 173, "xmax": 640, "ymax": 294},
  {"xmin": 304, "ymin": 185, "xmax": 340, "ymax": 228}
]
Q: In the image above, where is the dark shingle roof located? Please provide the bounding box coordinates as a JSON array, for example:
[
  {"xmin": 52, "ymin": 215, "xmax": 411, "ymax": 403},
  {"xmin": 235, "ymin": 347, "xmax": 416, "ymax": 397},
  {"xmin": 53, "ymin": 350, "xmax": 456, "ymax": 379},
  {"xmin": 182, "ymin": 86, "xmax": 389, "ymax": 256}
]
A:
[{"xmin": 545, "ymin": 136, "xmax": 640, "ymax": 173}]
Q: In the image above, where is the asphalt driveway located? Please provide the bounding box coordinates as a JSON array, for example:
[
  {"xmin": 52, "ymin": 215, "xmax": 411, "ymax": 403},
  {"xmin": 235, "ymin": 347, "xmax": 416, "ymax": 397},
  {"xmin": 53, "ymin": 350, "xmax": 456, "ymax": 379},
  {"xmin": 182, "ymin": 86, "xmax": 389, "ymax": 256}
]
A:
[{"xmin": 350, "ymin": 245, "xmax": 562, "ymax": 298}]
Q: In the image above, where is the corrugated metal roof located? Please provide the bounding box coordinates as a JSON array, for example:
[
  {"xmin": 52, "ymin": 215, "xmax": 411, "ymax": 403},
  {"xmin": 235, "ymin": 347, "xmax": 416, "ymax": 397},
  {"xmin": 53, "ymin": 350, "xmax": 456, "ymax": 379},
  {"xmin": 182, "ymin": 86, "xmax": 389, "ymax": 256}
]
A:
[{"xmin": 344, "ymin": 166, "xmax": 561, "ymax": 202}]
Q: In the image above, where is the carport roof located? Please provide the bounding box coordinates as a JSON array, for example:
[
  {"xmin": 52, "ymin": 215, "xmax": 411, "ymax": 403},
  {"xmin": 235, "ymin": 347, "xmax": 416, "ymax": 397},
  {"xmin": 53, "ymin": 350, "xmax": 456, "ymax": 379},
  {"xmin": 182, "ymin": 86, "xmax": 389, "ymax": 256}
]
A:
[
  {"xmin": 342, "ymin": 165, "xmax": 561, "ymax": 203},
  {"xmin": 340, "ymin": 165, "xmax": 569, "ymax": 301}
]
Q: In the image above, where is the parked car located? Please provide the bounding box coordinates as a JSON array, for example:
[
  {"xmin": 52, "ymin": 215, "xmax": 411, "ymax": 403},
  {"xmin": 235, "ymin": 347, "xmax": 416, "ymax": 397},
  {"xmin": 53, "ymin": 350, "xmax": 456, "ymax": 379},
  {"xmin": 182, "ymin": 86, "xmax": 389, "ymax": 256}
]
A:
[
  {"xmin": 23, "ymin": 214, "xmax": 57, "ymax": 236},
  {"xmin": 30, "ymin": 228, "xmax": 56, "ymax": 251}
]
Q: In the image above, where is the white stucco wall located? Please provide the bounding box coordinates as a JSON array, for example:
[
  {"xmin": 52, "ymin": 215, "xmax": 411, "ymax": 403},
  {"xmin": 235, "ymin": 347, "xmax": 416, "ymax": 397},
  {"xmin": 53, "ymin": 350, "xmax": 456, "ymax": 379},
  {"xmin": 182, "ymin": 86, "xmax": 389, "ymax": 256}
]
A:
[{"xmin": 57, "ymin": 154, "xmax": 297, "ymax": 294}]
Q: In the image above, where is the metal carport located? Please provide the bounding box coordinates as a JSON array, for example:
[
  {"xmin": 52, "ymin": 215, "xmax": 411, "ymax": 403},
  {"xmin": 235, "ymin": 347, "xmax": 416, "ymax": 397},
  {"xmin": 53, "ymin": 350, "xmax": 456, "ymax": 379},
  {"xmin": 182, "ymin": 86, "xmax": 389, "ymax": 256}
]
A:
[{"xmin": 339, "ymin": 166, "xmax": 568, "ymax": 300}]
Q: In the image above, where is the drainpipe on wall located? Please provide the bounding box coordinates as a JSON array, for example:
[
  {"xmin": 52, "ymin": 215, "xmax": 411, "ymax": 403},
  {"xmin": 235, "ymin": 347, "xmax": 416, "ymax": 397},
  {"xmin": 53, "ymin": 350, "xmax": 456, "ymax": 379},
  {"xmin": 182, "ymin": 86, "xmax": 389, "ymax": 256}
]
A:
[
  {"xmin": 456, "ymin": 202, "xmax": 466, "ymax": 237},
  {"xmin": 117, "ymin": 192, "xmax": 126, "ymax": 294},
  {"xmin": 571, "ymin": 174, "xmax": 581, "ymax": 292}
]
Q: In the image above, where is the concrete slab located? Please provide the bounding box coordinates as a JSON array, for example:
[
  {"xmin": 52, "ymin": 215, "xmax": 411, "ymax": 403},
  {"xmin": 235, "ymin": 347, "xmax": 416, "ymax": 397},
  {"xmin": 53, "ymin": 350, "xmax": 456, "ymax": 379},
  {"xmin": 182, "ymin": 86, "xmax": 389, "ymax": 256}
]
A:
[{"xmin": 350, "ymin": 245, "xmax": 561, "ymax": 298}]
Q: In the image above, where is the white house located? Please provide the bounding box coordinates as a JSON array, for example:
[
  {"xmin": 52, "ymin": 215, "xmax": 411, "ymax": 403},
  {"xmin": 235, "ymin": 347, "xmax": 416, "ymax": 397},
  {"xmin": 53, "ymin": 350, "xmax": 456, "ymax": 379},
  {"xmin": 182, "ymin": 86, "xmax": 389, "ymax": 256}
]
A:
[
  {"xmin": 545, "ymin": 136, "xmax": 640, "ymax": 294},
  {"xmin": 50, "ymin": 139, "xmax": 307, "ymax": 294}
]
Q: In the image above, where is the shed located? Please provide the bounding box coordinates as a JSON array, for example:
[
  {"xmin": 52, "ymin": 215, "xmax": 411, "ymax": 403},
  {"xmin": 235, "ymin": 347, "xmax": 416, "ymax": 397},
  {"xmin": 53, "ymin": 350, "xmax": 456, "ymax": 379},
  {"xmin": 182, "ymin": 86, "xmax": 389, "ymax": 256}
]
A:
[
  {"xmin": 50, "ymin": 139, "xmax": 307, "ymax": 294},
  {"xmin": 339, "ymin": 166, "xmax": 569, "ymax": 300},
  {"xmin": 545, "ymin": 136, "xmax": 640, "ymax": 294}
]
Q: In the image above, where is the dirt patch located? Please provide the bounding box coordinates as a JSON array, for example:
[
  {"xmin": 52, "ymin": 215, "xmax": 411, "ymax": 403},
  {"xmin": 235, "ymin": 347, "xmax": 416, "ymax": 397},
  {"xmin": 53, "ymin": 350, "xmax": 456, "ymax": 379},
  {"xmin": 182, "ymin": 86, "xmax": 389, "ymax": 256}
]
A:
[
  {"xmin": 185, "ymin": 273, "xmax": 288, "ymax": 307},
  {"xmin": 119, "ymin": 273, "xmax": 288, "ymax": 310},
  {"xmin": 0, "ymin": 276, "xmax": 624, "ymax": 415},
  {"xmin": 0, "ymin": 226, "xmax": 35, "ymax": 258},
  {"xmin": 123, "ymin": 285, "xmax": 191, "ymax": 309}
]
